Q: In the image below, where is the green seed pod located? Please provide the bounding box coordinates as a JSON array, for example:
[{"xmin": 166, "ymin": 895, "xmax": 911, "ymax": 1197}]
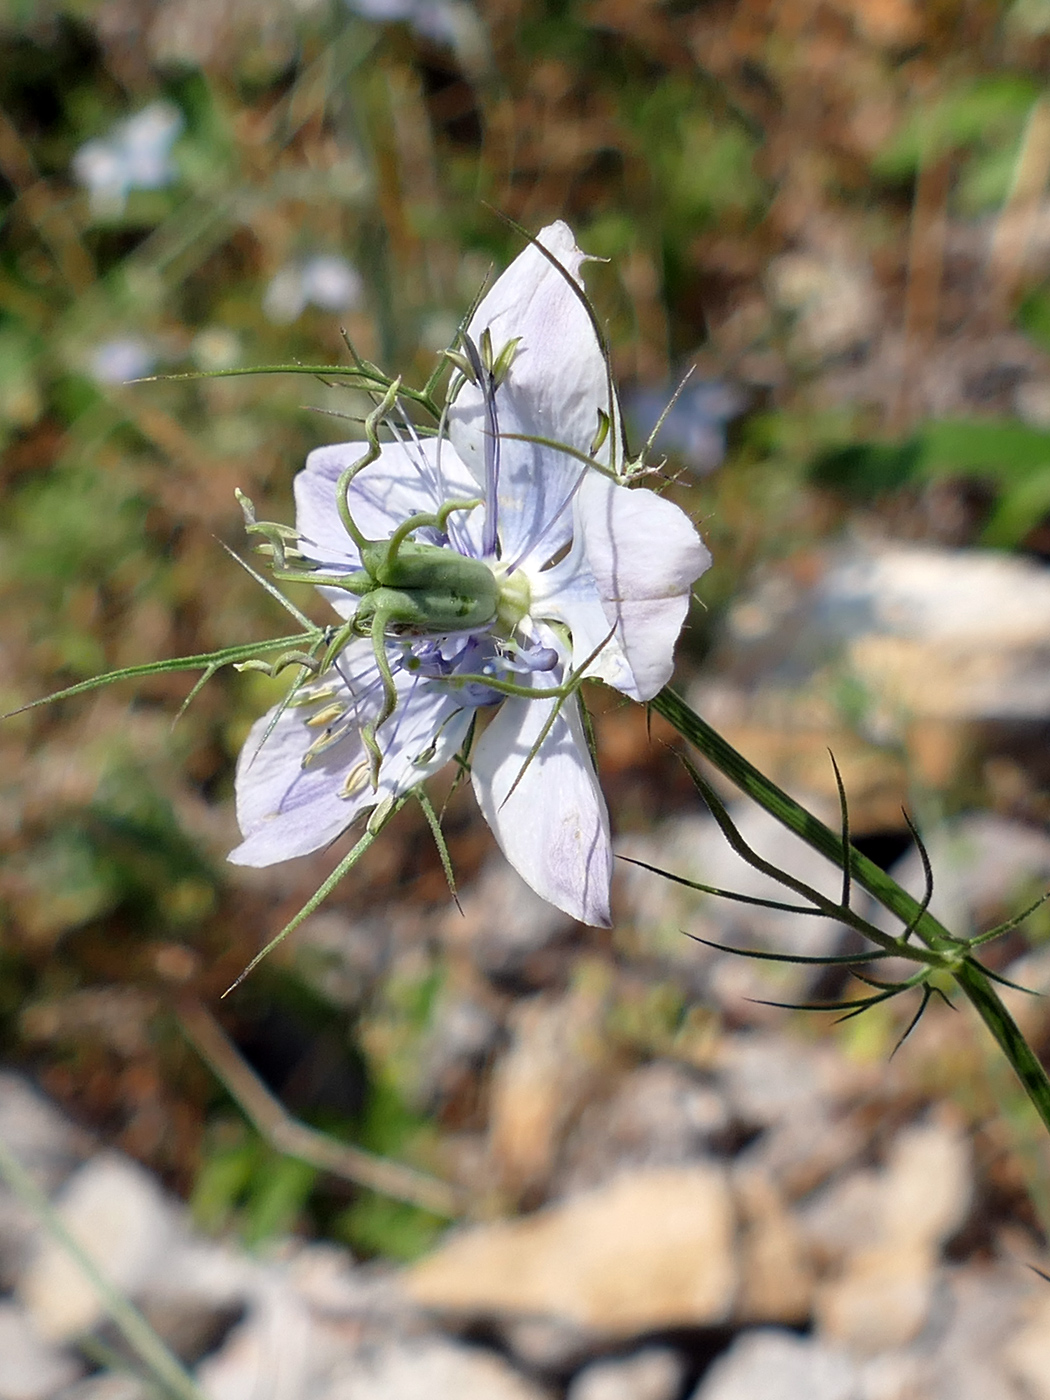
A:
[{"xmin": 356, "ymin": 540, "xmax": 499, "ymax": 634}]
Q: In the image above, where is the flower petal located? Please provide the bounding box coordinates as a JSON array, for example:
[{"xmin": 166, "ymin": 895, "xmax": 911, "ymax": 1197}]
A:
[
  {"xmin": 471, "ymin": 664, "xmax": 612, "ymax": 926},
  {"xmin": 229, "ymin": 646, "xmax": 471, "ymax": 867},
  {"xmin": 448, "ymin": 221, "xmax": 620, "ymax": 565},
  {"xmin": 228, "ymin": 699, "xmax": 369, "ymax": 867},
  {"xmin": 532, "ymin": 473, "xmax": 710, "ymax": 702},
  {"xmin": 295, "ymin": 437, "xmax": 483, "ymax": 570}
]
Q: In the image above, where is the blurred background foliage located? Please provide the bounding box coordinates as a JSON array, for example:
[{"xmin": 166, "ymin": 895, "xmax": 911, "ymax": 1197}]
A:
[{"xmin": 6, "ymin": 0, "xmax": 1050, "ymax": 1258}]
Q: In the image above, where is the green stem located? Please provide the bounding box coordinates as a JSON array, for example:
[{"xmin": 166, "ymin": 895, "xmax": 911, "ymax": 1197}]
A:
[
  {"xmin": 650, "ymin": 685, "xmax": 1050, "ymax": 1136},
  {"xmin": 0, "ymin": 1135, "xmax": 207, "ymax": 1400}
]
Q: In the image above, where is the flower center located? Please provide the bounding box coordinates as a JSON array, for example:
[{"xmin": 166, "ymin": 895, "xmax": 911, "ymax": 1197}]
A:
[{"xmin": 494, "ymin": 564, "xmax": 532, "ymax": 632}]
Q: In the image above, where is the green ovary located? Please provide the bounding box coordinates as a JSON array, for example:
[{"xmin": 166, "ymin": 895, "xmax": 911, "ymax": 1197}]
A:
[{"xmin": 494, "ymin": 565, "xmax": 531, "ymax": 632}]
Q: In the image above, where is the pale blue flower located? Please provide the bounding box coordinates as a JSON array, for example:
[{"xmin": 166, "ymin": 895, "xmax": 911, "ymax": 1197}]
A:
[
  {"xmin": 231, "ymin": 224, "xmax": 710, "ymax": 924},
  {"xmin": 625, "ymin": 380, "xmax": 745, "ymax": 475},
  {"xmin": 345, "ymin": 0, "xmax": 467, "ymax": 45},
  {"xmin": 263, "ymin": 256, "xmax": 364, "ymax": 324},
  {"xmin": 89, "ymin": 337, "xmax": 157, "ymax": 385},
  {"xmin": 73, "ymin": 102, "xmax": 183, "ymax": 216}
]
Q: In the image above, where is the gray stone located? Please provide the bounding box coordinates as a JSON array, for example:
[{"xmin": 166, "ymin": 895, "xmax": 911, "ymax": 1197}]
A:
[
  {"xmin": 0, "ymin": 1074, "xmax": 89, "ymax": 1289},
  {"xmin": 912, "ymin": 1265, "xmax": 1027, "ymax": 1400},
  {"xmin": 322, "ymin": 1337, "xmax": 550, "ymax": 1400},
  {"xmin": 442, "ymin": 858, "xmax": 574, "ymax": 979},
  {"xmin": 568, "ymin": 1348, "xmax": 684, "ymax": 1400},
  {"xmin": 718, "ymin": 1033, "xmax": 850, "ymax": 1130},
  {"xmin": 0, "ymin": 1075, "xmax": 87, "ymax": 1188},
  {"xmin": 500, "ymin": 1316, "xmax": 595, "ymax": 1372},
  {"xmin": 406, "ymin": 1165, "xmax": 738, "ymax": 1336},
  {"xmin": 54, "ymin": 1378, "xmax": 147, "ymax": 1400},
  {"xmin": 559, "ymin": 1062, "xmax": 729, "ymax": 1193},
  {"xmin": 19, "ymin": 1153, "xmax": 179, "ymax": 1342},
  {"xmin": 0, "ymin": 1301, "xmax": 81, "ymax": 1400},
  {"xmin": 692, "ymin": 1330, "xmax": 859, "ymax": 1400},
  {"xmin": 800, "ymin": 1117, "xmax": 972, "ymax": 1353}
]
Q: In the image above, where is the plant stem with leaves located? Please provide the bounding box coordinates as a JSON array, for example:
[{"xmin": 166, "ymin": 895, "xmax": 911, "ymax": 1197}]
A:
[{"xmin": 649, "ymin": 686, "xmax": 1050, "ymax": 1137}]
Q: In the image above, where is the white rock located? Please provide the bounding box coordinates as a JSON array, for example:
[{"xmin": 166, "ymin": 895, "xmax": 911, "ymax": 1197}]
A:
[
  {"xmin": 19, "ymin": 1153, "xmax": 178, "ymax": 1341},
  {"xmin": 559, "ymin": 1063, "xmax": 729, "ymax": 1194},
  {"xmin": 833, "ymin": 546, "xmax": 1050, "ymax": 722},
  {"xmin": 692, "ymin": 1329, "xmax": 858, "ymax": 1400},
  {"xmin": 809, "ymin": 1119, "xmax": 972, "ymax": 1353},
  {"xmin": 704, "ymin": 542, "xmax": 1050, "ymax": 729},
  {"xmin": 487, "ymin": 983, "xmax": 610, "ymax": 1197},
  {"xmin": 0, "ymin": 1076, "xmax": 86, "ymax": 1187},
  {"xmin": 568, "ymin": 1348, "xmax": 683, "ymax": 1400},
  {"xmin": 916, "ymin": 1265, "xmax": 1028, "ymax": 1400},
  {"xmin": 824, "ymin": 545, "xmax": 1050, "ymax": 650},
  {"xmin": 1003, "ymin": 1292, "xmax": 1050, "ymax": 1400},
  {"xmin": 0, "ymin": 1301, "xmax": 81, "ymax": 1400},
  {"xmin": 0, "ymin": 1078, "xmax": 91, "ymax": 1291},
  {"xmin": 406, "ymin": 1166, "xmax": 738, "ymax": 1336},
  {"xmin": 322, "ymin": 1336, "xmax": 548, "ymax": 1400},
  {"xmin": 195, "ymin": 1244, "xmax": 417, "ymax": 1400},
  {"xmin": 53, "ymin": 1376, "xmax": 147, "ymax": 1400},
  {"xmin": 196, "ymin": 1282, "xmax": 320, "ymax": 1400}
]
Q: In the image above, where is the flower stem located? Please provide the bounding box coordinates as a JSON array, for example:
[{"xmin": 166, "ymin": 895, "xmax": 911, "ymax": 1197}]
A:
[{"xmin": 650, "ymin": 685, "xmax": 1050, "ymax": 1136}]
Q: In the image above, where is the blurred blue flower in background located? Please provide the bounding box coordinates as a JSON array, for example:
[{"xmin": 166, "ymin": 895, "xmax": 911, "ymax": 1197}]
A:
[
  {"xmin": 346, "ymin": 0, "xmax": 480, "ymax": 49},
  {"xmin": 88, "ymin": 337, "xmax": 157, "ymax": 385},
  {"xmin": 72, "ymin": 102, "xmax": 184, "ymax": 217},
  {"xmin": 263, "ymin": 256, "xmax": 365, "ymax": 325},
  {"xmin": 624, "ymin": 378, "xmax": 746, "ymax": 474}
]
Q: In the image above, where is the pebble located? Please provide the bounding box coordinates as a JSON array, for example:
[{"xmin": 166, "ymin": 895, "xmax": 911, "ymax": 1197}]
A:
[
  {"xmin": 320, "ymin": 1336, "xmax": 550, "ymax": 1400},
  {"xmin": 0, "ymin": 1075, "xmax": 89, "ymax": 1290},
  {"xmin": 567, "ymin": 1348, "xmax": 684, "ymax": 1400},
  {"xmin": 692, "ymin": 1329, "xmax": 858, "ymax": 1400},
  {"xmin": 486, "ymin": 978, "xmax": 611, "ymax": 1199},
  {"xmin": 0, "ymin": 1303, "xmax": 81, "ymax": 1400},
  {"xmin": 19, "ymin": 1153, "xmax": 179, "ymax": 1341},
  {"xmin": 441, "ymin": 858, "xmax": 574, "ymax": 981},
  {"xmin": 558, "ymin": 1062, "xmax": 729, "ymax": 1194},
  {"xmin": 406, "ymin": 1164, "xmax": 738, "ymax": 1335},
  {"xmin": 809, "ymin": 1118, "xmax": 972, "ymax": 1352}
]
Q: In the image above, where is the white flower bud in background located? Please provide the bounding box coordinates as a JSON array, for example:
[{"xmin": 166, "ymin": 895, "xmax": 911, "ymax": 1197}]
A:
[
  {"xmin": 88, "ymin": 337, "xmax": 157, "ymax": 385},
  {"xmin": 72, "ymin": 102, "xmax": 184, "ymax": 217},
  {"xmin": 263, "ymin": 256, "xmax": 363, "ymax": 324}
]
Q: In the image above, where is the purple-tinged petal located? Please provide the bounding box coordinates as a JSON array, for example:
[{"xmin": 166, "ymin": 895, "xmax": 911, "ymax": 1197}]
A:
[
  {"xmin": 448, "ymin": 222, "xmax": 619, "ymax": 564},
  {"xmin": 471, "ymin": 662, "xmax": 612, "ymax": 926},
  {"xmin": 295, "ymin": 438, "xmax": 483, "ymax": 575},
  {"xmin": 532, "ymin": 473, "xmax": 709, "ymax": 702},
  {"xmin": 229, "ymin": 648, "xmax": 471, "ymax": 868},
  {"xmin": 228, "ymin": 700, "xmax": 371, "ymax": 866}
]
